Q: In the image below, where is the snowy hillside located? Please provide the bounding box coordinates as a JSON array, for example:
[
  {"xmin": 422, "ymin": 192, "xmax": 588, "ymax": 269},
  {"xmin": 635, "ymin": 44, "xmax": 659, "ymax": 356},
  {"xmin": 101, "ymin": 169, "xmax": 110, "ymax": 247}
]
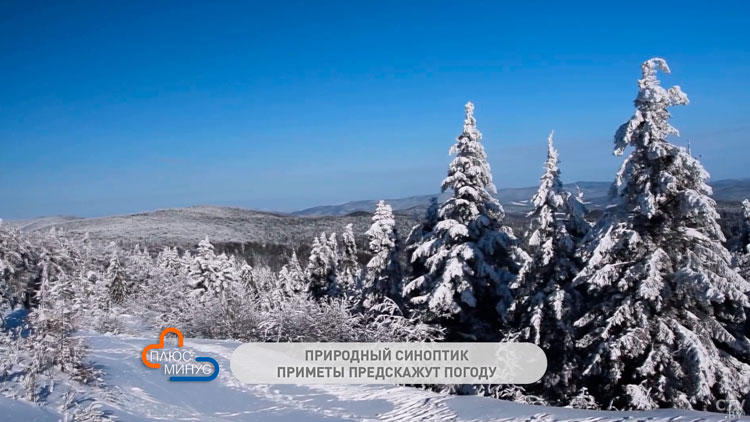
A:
[
  {"xmin": 8, "ymin": 180, "xmax": 750, "ymax": 253},
  {"xmin": 4, "ymin": 206, "xmax": 418, "ymax": 267},
  {"xmin": 1, "ymin": 331, "xmax": 742, "ymax": 422},
  {"xmin": 6, "ymin": 206, "xmax": 411, "ymax": 246}
]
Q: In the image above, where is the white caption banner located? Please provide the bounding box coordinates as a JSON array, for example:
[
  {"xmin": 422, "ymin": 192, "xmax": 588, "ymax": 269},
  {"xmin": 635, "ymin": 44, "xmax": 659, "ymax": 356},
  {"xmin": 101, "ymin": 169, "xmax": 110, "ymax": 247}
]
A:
[{"xmin": 230, "ymin": 342, "xmax": 546, "ymax": 384}]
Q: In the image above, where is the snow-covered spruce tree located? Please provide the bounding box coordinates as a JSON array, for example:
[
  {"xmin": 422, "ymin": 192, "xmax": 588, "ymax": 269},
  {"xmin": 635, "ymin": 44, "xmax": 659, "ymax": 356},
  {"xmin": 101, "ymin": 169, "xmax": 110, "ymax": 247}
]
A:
[
  {"xmin": 17, "ymin": 230, "xmax": 94, "ymax": 402},
  {"xmin": 733, "ymin": 199, "xmax": 750, "ymax": 280},
  {"xmin": 405, "ymin": 102, "xmax": 528, "ymax": 340},
  {"xmin": 0, "ymin": 221, "xmax": 36, "ymax": 309},
  {"xmin": 127, "ymin": 244, "xmax": 153, "ymax": 292},
  {"xmin": 187, "ymin": 237, "xmax": 237, "ymax": 300},
  {"xmin": 235, "ymin": 258, "xmax": 254, "ymax": 290},
  {"xmin": 28, "ymin": 267, "xmax": 86, "ymax": 378},
  {"xmin": 278, "ymin": 250, "xmax": 306, "ymax": 294},
  {"xmin": 156, "ymin": 246, "xmax": 184, "ymax": 276},
  {"xmin": 305, "ymin": 232, "xmax": 339, "ymax": 299},
  {"xmin": 733, "ymin": 199, "xmax": 750, "ymax": 254},
  {"xmin": 362, "ymin": 201, "xmax": 402, "ymax": 310},
  {"xmin": 406, "ymin": 197, "xmax": 440, "ymax": 245},
  {"xmin": 573, "ymin": 58, "xmax": 750, "ymax": 411},
  {"xmin": 405, "ymin": 196, "xmax": 439, "ymax": 273},
  {"xmin": 105, "ymin": 242, "xmax": 127, "ymax": 305},
  {"xmin": 739, "ymin": 199, "xmax": 750, "ymax": 252},
  {"xmin": 505, "ymin": 131, "xmax": 590, "ymax": 402},
  {"xmin": 80, "ymin": 231, "xmax": 93, "ymax": 269},
  {"xmin": 338, "ymin": 224, "xmax": 361, "ymax": 294}
]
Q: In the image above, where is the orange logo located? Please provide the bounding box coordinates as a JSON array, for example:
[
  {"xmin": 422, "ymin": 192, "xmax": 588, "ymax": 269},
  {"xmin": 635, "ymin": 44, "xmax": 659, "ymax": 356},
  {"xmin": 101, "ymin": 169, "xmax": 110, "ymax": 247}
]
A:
[{"xmin": 141, "ymin": 327, "xmax": 184, "ymax": 369}]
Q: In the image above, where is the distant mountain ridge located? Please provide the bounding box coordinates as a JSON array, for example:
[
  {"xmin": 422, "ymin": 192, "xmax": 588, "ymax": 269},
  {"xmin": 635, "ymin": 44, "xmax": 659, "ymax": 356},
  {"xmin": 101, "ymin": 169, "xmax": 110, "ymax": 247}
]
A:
[
  {"xmin": 293, "ymin": 181, "xmax": 611, "ymax": 217},
  {"xmin": 5, "ymin": 178, "xmax": 748, "ymax": 269},
  {"xmin": 293, "ymin": 178, "xmax": 750, "ymax": 217}
]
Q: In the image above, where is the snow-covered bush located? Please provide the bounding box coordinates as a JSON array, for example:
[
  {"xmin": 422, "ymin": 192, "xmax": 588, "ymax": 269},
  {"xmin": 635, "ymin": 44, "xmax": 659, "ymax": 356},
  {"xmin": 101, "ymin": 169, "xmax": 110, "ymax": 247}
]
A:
[
  {"xmin": 62, "ymin": 401, "xmax": 113, "ymax": 422},
  {"xmin": 257, "ymin": 292, "xmax": 441, "ymax": 343},
  {"xmin": 566, "ymin": 387, "xmax": 598, "ymax": 410},
  {"xmin": 477, "ymin": 385, "xmax": 548, "ymax": 406},
  {"xmin": 359, "ymin": 297, "xmax": 443, "ymax": 342},
  {"xmin": 173, "ymin": 279, "xmax": 263, "ymax": 341}
]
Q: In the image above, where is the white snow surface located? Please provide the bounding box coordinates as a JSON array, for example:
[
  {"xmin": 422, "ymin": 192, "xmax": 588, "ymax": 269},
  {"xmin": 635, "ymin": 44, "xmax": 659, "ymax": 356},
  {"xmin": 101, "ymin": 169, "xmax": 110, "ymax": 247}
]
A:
[{"xmin": 1, "ymin": 332, "xmax": 745, "ymax": 422}]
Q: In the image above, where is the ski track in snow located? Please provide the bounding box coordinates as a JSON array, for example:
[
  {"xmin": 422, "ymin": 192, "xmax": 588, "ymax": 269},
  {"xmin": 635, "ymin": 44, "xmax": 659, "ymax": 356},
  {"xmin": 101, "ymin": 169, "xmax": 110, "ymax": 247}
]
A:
[{"xmin": 2, "ymin": 333, "xmax": 747, "ymax": 422}]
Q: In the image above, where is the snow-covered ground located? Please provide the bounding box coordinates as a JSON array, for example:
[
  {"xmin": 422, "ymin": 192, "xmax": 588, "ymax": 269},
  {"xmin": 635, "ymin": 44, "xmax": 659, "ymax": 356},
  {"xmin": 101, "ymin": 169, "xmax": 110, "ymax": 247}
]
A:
[{"xmin": 2, "ymin": 332, "xmax": 745, "ymax": 422}]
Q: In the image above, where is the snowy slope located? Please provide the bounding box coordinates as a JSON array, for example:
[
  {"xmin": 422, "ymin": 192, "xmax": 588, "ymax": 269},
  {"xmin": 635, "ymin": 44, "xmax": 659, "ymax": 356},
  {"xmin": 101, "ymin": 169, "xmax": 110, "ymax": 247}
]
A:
[
  {"xmin": 2, "ymin": 332, "xmax": 743, "ymax": 422},
  {"xmin": 0, "ymin": 396, "xmax": 59, "ymax": 421},
  {"xmin": 5, "ymin": 206, "xmax": 417, "ymax": 250},
  {"xmin": 3, "ymin": 215, "xmax": 83, "ymax": 232}
]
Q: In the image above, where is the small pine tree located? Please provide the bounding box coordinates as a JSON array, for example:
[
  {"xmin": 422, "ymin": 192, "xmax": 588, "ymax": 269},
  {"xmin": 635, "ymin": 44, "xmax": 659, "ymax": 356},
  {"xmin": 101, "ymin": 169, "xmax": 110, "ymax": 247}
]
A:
[
  {"xmin": 127, "ymin": 244, "xmax": 153, "ymax": 290},
  {"xmin": 188, "ymin": 237, "xmax": 237, "ymax": 300},
  {"xmin": 236, "ymin": 259, "xmax": 254, "ymax": 290},
  {"xmin": 156, "ymin": 246, "xmax": 183, "ymax": 276},
  {"xmin": 305, "ymin": 233, "xmax": 338, "ymax": 298},
  {"xmin": 338, "ymin": 224, "xmax": 361, "ymax": 293},
  {"xmin": 362, "ymin": 201, "xmax": 402, "ymax": 310},
  {"xmin": 105, "ymin": 242, "xmax": 127, "ymax": 305},
  {"xmin": 279, "ymin": 250, "xmax": 306, "ymax": 294},
  {"xmin": 0, "ymin": 222, "xmax": 35, "ymax": 309},
  {"xmin": 404, "ymin": 102, "xmax": 528, "ymax": 340}
]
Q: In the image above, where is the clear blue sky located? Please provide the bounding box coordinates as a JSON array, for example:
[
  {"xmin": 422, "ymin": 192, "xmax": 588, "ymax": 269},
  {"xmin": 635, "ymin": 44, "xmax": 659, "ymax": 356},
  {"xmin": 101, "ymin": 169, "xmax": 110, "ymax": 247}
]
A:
[{"xmin": 1, "ymin": 1, "xmax": 748, "ymax": 219}]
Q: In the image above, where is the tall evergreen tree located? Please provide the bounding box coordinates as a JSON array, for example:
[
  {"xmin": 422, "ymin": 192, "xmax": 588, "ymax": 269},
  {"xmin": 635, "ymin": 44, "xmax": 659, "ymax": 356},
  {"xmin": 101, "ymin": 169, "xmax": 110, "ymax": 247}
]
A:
[
  {"xmin": 506, "ymin": 131, "xmax": 589, "ymax": 402},
  {"xmin": 362, "ymin": 201, "xmax": 402, "ymax": 310},
  {"xmin": 404, "ymin": 102, "xmax": 528, "ymax": 340},
  {"xmin": 573, "ymin": 58, "xmax": 750, "ymax": 411}
]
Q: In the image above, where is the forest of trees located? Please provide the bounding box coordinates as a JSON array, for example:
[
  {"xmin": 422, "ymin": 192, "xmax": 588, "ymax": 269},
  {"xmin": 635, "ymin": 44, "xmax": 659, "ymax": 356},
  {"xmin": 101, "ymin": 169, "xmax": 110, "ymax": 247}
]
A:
[{"xmin": 1, "ymin": 58, "xmax": 749, "ymax": 418}]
